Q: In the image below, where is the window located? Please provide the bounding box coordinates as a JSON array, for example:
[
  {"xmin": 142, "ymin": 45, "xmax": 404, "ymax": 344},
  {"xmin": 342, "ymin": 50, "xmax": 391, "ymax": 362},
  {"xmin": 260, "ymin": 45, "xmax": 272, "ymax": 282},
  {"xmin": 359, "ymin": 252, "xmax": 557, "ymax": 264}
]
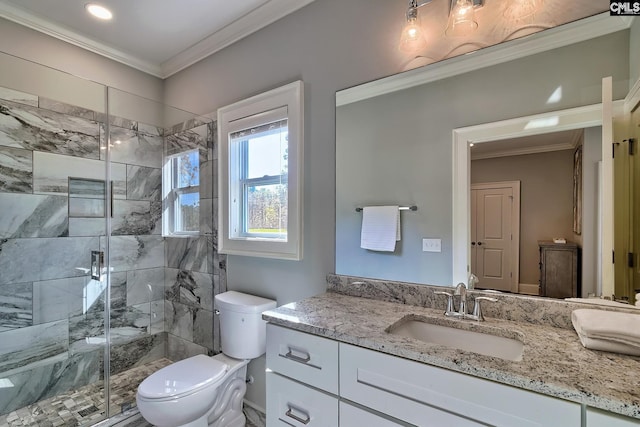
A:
[
  {"xmin": 218, "ymin": 81, "xmax": 303, "ymax": 260},
  {"xmin": 163, "ymin": 149, "xmax": 199, "ymax": 235}
]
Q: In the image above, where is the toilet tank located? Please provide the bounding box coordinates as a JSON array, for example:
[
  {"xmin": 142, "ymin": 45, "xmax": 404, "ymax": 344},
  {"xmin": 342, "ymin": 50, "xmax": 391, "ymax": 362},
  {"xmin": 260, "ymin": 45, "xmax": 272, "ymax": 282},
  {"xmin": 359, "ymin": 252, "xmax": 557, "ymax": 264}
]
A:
[{"xmin": 214, "ymin": 291, "xmax": 277, "ymax": 359}]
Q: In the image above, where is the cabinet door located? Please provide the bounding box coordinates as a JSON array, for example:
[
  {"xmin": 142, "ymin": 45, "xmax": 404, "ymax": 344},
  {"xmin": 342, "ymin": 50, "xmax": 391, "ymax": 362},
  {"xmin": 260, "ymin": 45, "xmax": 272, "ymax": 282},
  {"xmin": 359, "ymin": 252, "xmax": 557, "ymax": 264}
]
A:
[
  {"xmin": 266, "ymin": 372, "xmax": 338, "ymax": 427},
  {"xmin": 587, "ymin": 407, "xmax": 640, "ymax": 426},
  {"xmin": 340, "ymin": 402, "xmax": 412, "ymax": 426},
  {"xmin": 340, "ymin": 343, "xmax": 581, "ymax": 427}
]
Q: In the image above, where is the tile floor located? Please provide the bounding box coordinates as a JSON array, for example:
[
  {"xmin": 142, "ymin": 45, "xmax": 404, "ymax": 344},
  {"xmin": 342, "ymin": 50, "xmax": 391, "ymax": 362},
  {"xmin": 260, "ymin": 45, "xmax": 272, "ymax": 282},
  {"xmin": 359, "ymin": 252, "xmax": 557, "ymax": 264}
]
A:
[{"xmin": 0, "ymin": 359, "xmax": 261, "ymax": 427}]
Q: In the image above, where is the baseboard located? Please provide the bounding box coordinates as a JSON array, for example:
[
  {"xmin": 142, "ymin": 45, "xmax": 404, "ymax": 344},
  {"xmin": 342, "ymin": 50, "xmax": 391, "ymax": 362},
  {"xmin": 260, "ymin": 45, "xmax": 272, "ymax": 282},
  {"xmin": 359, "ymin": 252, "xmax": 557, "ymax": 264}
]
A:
[{"xmin": 519, "ymin": 283, "xmax": 540, "ymax": 295}]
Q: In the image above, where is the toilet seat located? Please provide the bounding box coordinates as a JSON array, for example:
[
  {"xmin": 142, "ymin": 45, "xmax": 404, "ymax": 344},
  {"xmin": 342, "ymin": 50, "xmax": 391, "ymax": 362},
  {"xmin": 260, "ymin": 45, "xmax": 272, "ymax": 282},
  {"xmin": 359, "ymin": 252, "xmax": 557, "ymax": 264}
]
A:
[{"xmin": 137, "ymin": 355, "xmax": 229, "ymax": 401}]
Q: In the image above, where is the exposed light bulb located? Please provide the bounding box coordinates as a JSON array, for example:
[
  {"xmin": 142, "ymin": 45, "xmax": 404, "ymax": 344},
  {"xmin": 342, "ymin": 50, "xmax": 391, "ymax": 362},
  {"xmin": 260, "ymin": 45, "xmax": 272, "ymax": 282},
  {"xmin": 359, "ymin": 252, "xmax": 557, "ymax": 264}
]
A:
[
  {"xmin": 85, "ymin": 3, "xmax": 113, "ymax": 20},
  {"xmin": 446, "ymin": 0, "xmax": 478, "ymax": 37},
  {"xmin": 399, "ymin": 18, "xmax": 428, "ymax": 53}
]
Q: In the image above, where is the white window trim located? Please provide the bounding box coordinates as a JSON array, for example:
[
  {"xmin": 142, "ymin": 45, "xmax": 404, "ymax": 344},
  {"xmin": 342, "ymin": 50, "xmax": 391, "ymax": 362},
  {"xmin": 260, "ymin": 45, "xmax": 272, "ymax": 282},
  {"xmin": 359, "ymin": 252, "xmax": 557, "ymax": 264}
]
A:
[
  {"xmin": 162, "ymin": 149, "xmax": 200, "ymax": 237},
  {"xmin": 218, "ymin": 80, "xmax": 304, "ymax": 260}
]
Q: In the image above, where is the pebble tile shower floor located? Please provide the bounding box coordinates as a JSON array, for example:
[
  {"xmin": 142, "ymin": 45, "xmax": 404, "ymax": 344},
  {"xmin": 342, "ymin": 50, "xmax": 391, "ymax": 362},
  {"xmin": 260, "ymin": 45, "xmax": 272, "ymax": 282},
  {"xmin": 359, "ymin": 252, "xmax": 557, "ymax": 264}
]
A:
[
  {"xmin": 0, "ymin": 359, "xmax": 172, "ymax": 426},
  {"xmin": 0, "ymin": 359, "xmax": 260, "ymax": 427}
]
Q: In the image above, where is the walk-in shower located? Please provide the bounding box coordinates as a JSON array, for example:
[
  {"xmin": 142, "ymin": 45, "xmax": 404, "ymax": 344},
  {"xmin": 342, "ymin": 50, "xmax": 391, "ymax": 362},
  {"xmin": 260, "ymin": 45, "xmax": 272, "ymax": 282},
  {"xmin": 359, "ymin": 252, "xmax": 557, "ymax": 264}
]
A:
[{"xmin": 0, "ymin": 52, "xmax": 221, "ymax": 426}]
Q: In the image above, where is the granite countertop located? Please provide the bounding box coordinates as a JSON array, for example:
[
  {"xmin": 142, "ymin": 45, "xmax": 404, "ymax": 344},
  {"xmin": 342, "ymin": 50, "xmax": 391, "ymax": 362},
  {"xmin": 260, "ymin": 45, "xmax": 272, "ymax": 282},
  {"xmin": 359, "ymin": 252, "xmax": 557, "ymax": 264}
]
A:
[{"xmin": 262, "ymin": 291, "xmax": 640, "ymax": 419}]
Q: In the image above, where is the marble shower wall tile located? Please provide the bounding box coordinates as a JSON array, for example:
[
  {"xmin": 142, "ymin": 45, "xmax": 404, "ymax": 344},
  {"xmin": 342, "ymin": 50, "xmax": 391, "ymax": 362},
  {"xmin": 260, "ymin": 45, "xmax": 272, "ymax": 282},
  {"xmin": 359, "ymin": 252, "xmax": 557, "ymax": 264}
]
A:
[
  {"xmin": 126, "ymin": 165, "xmax": 161, "ymax": 201},
  {"xmin": 111, "ymin": 200, "xmax": 160, "ymax": 236},
  {"xmin": 0, "ymin": 319, "xmax": 68, "ymax": 372},
  {"xmin": 0, "ymin": 146, "xmax": 32, "ymax": 193},
  {"xmin": 193, "ymin": 309, "xmax": 213, "ymax": 350},
  {"xmin": 165, "ymin": 300, "xmax": 194, "ymax": 341},
  {"xmin": 137, "ymin": 122, "xmax": 163, "ymax": 137},
  {"xmin": 0, "ymin": 86, "xmax": 38, "ymax": 107},
  {"xmin": 165, "ymin": 123, "xmax": 208, "ymax": 157},
  {"xmin": 68, "ymin": 217, "xmax": 106, "ymax": 236},
  {"xmin": 165, "ymin": 236, "xmax": 212, "ymax": 274},
  {"xmin": 105, "ymin": 126, "xmax": 163, "ymax": 168},
  {"xmin": 32, "ymin": 151, "xmax": 126, "ymax": 198},
  {"xmin": 109, "ymin": 333, "xmax": 165, "ymax": 375},
  {"xmin": 150, "ymin": 300, "xmax": 164, "ymax": 334},
  {"xmin": 32, "ymin": 276, "xmax": 94, "ymax": 324},
  {"xmin": 167, "ymin": 333, "xmax": 208, "ymax": 361},
  {"xmin": 0, "ymin": 237, "xmax": 99, "ymax": 286},
  {"xmin": 0, "ymin": 99, "xmax": 100, "ymax": 159},
  {"xmin": 0, "ymin": 350, "xmax": 101, "ymax": 415},
  {"xmin": 0, "ymin": 193, "xmax": 68, "ymax": 238},
  {"xmin": 164, "ymin": 268, "xmax": 214, "ymax": 311},
  {"xmin": 200, "ymin": 198, "xmax": 213, "ymax": 235},
  {"xmin": 38, "ymin": 97, "xmax": 96, "ymax": 121},
  {"xmin": 107, "ymin": 235, "xmax": 165, "ymax": 273},
  {"xmin": 0, "ymin": 282, "xmax": 33, "ymax": 332},
  {"xmin": 126, "ymin": 267, "xmax": 165, "ymax": 306}
]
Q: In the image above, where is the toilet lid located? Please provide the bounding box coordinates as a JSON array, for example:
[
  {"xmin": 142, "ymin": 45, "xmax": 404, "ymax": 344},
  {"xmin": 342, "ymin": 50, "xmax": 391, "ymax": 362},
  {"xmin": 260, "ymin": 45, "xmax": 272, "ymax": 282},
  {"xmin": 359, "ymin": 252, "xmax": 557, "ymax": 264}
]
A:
[{"xmin": 138, "ymin": 355, "xmax": 229, "ymax": 399}]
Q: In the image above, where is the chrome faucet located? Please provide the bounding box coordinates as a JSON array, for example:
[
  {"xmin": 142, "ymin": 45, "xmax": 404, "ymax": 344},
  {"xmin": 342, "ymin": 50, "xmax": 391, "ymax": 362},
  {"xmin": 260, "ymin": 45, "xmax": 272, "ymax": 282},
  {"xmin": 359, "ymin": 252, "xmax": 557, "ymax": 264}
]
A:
[
  {"xmin": 454, "ymin": 282, "xmax": 467, "ymax": 317},
  {"xmin": 434, "ymin": 282, "xmax": 497, "ymax": 321}
]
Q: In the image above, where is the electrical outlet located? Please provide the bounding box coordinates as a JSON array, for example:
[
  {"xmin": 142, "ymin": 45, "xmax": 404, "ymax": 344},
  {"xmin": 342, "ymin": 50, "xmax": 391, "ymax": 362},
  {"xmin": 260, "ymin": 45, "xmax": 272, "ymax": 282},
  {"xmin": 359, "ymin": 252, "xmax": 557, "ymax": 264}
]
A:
[{"xmin": 422, "ymin": 238, "xmax": 441, "ymax": 252}]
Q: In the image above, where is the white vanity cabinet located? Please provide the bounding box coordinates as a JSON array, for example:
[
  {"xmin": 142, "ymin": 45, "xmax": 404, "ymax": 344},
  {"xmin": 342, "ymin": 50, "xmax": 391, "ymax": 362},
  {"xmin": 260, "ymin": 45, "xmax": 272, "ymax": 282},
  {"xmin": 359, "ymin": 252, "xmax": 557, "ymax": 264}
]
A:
[
  {"xmin": 266, "ymin": 324, "xmax": 583, "ymax": 426},
  {"xmin": 586, "ymin": 408, "xmax": 640, "ymax": 426}
]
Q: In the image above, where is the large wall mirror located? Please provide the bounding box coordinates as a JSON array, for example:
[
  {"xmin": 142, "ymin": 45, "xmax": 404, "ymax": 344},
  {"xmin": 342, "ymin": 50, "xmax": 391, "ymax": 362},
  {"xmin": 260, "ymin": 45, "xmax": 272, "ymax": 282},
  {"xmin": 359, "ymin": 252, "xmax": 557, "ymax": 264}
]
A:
[{"xmin": 335, "ymin": 13, "xmax": 639, "ymax": 301}]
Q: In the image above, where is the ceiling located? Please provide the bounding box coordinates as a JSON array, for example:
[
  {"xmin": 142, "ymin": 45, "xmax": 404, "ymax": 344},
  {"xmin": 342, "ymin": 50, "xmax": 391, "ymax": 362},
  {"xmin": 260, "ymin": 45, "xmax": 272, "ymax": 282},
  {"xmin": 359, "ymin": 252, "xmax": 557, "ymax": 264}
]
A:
[
  {"xmin": 470, "ymin": 129, "xmax": 583, "ymax": 161},
  {"xmin": 0, "ymin": 0, "xmax": 316, "ymax": 78}
]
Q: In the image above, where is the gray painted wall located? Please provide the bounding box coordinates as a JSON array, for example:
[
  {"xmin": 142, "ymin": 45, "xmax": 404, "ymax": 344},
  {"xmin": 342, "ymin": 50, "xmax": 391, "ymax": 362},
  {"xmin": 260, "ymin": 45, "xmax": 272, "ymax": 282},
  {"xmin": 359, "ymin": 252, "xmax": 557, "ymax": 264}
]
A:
[{"xmin": 0, "ymin": 18, "xmax": 163, "ymax": 104}]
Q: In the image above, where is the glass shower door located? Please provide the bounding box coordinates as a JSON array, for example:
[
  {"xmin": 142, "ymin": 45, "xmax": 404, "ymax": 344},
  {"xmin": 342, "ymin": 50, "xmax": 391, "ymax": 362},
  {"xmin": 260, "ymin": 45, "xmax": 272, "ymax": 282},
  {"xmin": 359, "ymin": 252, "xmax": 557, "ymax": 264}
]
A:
[{"xmin": 0, "ymin": 51, "xmax": 110, "ymax": 425}]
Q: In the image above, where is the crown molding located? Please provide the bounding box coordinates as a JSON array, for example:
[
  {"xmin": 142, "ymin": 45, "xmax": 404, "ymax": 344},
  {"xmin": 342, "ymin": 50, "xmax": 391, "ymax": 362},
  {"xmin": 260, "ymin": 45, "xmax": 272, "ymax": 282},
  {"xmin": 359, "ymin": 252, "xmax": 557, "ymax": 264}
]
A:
[
  {"xmin": 0, "ymin": 2, "xmax": 162, "ymax": 77},
  {"xmin": 336, "ymin": 12, "xmax": 631, "ymax": 107},
  {"xmin": 0, "ymin": 0, "xmax": 317, "ymax": 79},
  {"xmin": 470, "ymin": 141, "xmax": 576, "ymax": 161},
  {"xmin": 161, "ymin": 0, "xmax": 316, "ymax": 78}
]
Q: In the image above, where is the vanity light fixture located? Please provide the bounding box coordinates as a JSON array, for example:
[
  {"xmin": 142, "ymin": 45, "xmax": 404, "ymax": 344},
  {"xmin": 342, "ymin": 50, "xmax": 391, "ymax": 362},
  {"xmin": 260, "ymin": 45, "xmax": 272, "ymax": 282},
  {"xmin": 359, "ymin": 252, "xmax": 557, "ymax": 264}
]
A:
[
  {"xmin": 399, "ymin": 0, "xmax": 431, "ymax": 53},
  {"xmin": 399, "ymin": 0, "xmax": 485, "ymax": 53},
  {"xmin": 445, "ymin": 0, "xmax": 479, "ymax": 37},
  {"xmin": 85, "ymin": 3, "xmax": 113, "ymax": 20}
]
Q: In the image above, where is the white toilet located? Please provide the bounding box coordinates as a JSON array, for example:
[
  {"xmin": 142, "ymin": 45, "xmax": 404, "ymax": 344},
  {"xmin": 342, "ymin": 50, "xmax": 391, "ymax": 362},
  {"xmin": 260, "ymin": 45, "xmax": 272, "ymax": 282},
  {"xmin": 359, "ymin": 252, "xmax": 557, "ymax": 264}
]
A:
[{"xmin": 136, "ymin": 291, "xmax": 276, "ymax": 427}]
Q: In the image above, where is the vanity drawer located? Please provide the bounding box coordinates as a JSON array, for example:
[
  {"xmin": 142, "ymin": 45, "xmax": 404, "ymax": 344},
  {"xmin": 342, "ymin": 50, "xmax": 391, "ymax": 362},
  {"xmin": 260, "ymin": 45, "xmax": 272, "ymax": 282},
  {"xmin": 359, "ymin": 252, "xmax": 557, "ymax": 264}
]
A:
[
  {"xmin": 266, "ymin": 324, "xmax": 339, "ymax": 394},
  {"xmin": 266, "ymin": 372, "xmax": 338, "ymax": 427},
  {"xmin": 340, "ymin": 343, "xmax": 581, "ymax": 427}
]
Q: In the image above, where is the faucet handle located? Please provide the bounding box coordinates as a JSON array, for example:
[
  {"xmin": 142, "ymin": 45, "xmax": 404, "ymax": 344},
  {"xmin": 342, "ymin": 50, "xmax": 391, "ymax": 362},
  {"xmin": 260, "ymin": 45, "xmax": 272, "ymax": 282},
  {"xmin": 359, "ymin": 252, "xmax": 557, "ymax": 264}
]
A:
[
  {"xmin": 434, "ymin": 291, "xmax": 454, "ymax": 314},
  {"xmin": 471, "ymin": 296, "xmax": 497, "ymax": 321}
]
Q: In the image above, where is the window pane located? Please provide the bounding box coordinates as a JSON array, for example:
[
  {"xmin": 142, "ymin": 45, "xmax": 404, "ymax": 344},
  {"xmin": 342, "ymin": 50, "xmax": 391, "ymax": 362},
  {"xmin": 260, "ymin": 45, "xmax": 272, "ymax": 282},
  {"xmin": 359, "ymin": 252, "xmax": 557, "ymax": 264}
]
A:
[
  {"xmin": 175, "ymin": 151, "xmax": 199, "ymax": 188},
  {"xmin": 177, "ymin": 192, "xmax": 199, "ymax": 232},
  {"xmin": 247, "ymin": 129, "xmax": 288, "ymax": 179},
  {"xmin": 245, "ymin": 183, "xmax": 287, "ymax": 237}
]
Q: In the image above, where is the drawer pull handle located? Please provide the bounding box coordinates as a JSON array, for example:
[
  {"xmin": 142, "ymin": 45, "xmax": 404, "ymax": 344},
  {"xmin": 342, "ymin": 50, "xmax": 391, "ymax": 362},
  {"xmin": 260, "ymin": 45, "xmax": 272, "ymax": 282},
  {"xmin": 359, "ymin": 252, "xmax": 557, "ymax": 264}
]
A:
[
  {"xmin": 278, "ymin": 346, "xmax": 322, "ymax": 369},
  {"xmin": 285, "ymin": 405, "xmax": 310, "ymax": 425},
  {"xmin": 285, "ymin": 347, "xmax": 311, "ymax": 363}
]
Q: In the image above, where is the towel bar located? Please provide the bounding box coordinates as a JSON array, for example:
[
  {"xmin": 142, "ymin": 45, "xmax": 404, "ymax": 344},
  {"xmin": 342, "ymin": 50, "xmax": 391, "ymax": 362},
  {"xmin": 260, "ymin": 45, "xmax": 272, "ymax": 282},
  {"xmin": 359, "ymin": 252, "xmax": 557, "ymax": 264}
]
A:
[{"xmin": 355, "ymin": 206, "xmax": 417, "ymax": 212}]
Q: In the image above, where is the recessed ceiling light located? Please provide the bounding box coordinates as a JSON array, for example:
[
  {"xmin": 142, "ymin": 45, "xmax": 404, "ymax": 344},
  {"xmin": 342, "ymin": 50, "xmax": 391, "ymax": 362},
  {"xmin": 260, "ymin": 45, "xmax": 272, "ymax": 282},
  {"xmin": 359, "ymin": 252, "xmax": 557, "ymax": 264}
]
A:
[{"xmin": 85, "ymin": 3, "xmax": 113, "ymax": 20}]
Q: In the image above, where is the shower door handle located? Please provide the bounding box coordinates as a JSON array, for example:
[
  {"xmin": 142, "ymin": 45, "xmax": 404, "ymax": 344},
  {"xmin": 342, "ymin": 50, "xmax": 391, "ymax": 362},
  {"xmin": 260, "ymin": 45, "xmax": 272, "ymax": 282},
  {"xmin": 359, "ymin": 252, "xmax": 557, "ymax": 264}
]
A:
[{"xmin": 91, "ymin": 251, "xmax": 104, "ymax": 280}]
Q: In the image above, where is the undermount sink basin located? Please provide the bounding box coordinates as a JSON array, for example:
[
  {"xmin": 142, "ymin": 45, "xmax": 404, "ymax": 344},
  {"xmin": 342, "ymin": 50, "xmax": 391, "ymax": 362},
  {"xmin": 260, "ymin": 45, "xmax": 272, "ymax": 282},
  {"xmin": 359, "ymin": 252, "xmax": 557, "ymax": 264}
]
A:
[{"xmin": 387, "ymin": 316, "xmax": 524, "ymax": 362}]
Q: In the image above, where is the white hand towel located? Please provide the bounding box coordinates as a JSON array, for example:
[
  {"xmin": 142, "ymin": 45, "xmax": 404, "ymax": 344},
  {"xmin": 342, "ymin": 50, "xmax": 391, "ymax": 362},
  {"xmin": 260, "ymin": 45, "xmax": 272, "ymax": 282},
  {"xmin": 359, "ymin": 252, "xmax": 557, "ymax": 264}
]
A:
[
  {"xmin": 360, "ymin": 206, "xmax": 400, "ymax": 252},
  {"xmin": 571, "ymin": 309, "xmax": 640, "ymax": 355}
]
